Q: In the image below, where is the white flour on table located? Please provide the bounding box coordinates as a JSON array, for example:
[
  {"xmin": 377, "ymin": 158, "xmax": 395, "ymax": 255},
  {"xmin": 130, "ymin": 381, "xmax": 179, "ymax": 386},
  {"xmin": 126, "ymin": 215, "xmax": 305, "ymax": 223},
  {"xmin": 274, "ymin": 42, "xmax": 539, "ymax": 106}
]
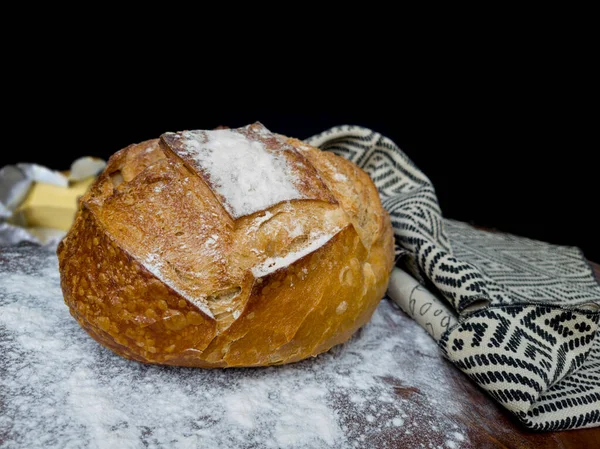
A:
[{"xmin": 0, "ymin": 247, "xmax": 468, "ymax": 449}]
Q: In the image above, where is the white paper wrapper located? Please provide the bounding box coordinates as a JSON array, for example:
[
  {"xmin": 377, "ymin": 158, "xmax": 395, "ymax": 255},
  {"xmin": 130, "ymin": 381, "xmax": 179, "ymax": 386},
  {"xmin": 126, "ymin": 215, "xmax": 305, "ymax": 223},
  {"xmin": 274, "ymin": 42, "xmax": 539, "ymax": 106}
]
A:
[
  {"xmin": 0, "ymin": 165, "xmax": 32, "ymax": 211},
  {"xmin": 69, "ymin": 157, "xmax": 108, "ymax": 182},
  {"xmin": 17, "ymin": 163, "xmax": 69, "ymax": 187},
  {"xmin": 0, "ymin": 157, "xmax": 106, "ymax": 246},
  {"xmin": 0, "ymin": 201, "xmax": 11, "ymax": 219}
]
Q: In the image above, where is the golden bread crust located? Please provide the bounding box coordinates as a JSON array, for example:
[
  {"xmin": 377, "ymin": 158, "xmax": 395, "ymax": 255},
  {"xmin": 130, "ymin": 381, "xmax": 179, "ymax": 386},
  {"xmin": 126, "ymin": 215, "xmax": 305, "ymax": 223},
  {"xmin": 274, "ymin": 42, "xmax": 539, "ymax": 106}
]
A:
[{"xmin": 58, "ymin": 123, "xmax": 394, "ymax": 367}]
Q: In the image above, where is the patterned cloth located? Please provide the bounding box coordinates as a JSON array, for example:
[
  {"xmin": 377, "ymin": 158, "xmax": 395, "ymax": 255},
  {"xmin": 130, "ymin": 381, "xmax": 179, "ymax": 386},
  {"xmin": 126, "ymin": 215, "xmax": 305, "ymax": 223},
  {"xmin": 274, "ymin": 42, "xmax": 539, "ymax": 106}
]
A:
[{"xmin": 307, "ymin": 126, "xmax": 600, "ymax": 431}]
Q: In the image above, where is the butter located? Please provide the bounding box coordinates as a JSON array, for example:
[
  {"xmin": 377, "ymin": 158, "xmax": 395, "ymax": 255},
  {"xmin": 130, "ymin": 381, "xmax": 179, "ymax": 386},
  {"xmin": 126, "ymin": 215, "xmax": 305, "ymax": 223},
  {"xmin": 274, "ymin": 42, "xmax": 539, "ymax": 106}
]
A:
[{"xmin": 12, "ymin": 177, "xmax": 94, "ymax": 231}]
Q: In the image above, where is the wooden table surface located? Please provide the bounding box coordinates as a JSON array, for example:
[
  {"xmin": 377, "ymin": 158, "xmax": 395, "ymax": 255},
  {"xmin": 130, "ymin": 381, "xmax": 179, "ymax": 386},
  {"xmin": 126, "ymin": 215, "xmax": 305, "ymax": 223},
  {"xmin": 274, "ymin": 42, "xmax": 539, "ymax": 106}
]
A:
[{"xmin": 0, "ymin": 247, "xmax": 597, "ymax": 448}]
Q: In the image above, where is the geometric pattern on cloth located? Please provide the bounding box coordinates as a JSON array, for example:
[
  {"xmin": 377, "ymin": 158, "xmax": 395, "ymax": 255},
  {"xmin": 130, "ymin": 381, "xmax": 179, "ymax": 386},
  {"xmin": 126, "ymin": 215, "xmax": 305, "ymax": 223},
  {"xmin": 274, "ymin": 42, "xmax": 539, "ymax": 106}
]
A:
[
  {"xmin": 306, "ymin": 126, "xmax": 600, "ymax": 431},
  {"xmin": 531, "ymin": 335, "xmax": 600, "ymax": 430},
  {"xmin": 442, "ymin": 221, "xmax": 600, "ymax": 430},
  {"xmin": 439, "ymin": 305, "xmax": 599, "ymax": 424},
  {"xmin": 446, "ymin": 219, "xmax": 600, "ymax": 308}
]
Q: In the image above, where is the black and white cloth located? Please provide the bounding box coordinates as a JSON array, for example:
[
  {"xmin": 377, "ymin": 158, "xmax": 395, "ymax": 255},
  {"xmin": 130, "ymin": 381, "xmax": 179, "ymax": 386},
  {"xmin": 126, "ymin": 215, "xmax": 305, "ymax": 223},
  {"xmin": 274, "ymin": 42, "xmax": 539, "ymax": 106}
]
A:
[{"xmin": 307, "ymin": 126, "xmax": 600, "ymax": 431}]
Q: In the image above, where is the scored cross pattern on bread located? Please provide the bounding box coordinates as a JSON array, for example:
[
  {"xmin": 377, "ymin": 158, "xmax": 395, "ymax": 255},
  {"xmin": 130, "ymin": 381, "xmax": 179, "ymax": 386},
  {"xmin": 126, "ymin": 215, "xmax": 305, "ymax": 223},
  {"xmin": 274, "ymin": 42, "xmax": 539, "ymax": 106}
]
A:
[
  {"xmin": 58, "ymin": 123, "xmax": 394, "ymax": 367},
  {"xmin": 161, "ymin": 124, "xmax": 337, "ymax": 218}
]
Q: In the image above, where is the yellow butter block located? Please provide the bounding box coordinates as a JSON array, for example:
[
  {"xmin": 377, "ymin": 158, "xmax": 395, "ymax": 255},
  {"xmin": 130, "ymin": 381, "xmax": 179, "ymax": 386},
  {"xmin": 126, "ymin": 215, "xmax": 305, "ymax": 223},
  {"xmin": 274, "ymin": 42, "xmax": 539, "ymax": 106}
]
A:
[{"xmin": 12, "ymin": 177, "xmax": 95, "ymax": 231}]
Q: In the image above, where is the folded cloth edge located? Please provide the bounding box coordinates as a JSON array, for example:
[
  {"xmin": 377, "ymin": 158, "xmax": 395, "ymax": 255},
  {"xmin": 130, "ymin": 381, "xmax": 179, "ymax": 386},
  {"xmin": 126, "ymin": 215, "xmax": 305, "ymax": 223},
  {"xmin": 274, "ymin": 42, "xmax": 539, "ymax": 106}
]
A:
[{"xmin": 308, "ymin": 125, "xmax": 600, "ymax": 431}]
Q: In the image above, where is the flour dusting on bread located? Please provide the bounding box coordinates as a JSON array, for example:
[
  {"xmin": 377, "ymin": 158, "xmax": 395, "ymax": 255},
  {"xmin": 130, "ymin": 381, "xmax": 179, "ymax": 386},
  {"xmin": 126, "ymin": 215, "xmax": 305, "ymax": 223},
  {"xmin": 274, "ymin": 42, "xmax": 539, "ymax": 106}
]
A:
[
  {"xmin": 252, "ymin": 230, "xmax": 338, "ymax": 278},
  {"xmin": 143, "ymin": 252, "xmax": 215, "ymax": 319},
  {"xmin": 167, "ymin": 126, "xmax": 305, "ymax": 218}
]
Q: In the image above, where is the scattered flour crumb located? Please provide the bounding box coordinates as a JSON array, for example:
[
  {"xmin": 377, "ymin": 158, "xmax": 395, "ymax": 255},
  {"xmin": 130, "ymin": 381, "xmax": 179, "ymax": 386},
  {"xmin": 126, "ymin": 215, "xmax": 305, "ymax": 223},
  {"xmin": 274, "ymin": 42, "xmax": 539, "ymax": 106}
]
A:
[
  {"xmin": 323, "ymin": 158, "xmax": 348, "ymax": 183},
  {"xmin": 246, "ymin": 211, "xmax": 274, "ymax": 235},
  {"xmin": 143, "ymin": 253, "xmax": 213, "ymax": 319},
  {"xmin": 252, "ymin": 232, "xmax": 336, "ymax": 277},
  {"xmin": 287, "ymin": 222, "xmax": 304, "ymax": 239},
  {"xmin": 0, "ymin": 248, "xmax": 472, "ymax": 449},
  {"xmin": 451, "ymin": 432, "xmax": 465, "ymax": 442},
  {"xmin": 336, "ymin": 301, "xmax": 348, "ymax": 315}
]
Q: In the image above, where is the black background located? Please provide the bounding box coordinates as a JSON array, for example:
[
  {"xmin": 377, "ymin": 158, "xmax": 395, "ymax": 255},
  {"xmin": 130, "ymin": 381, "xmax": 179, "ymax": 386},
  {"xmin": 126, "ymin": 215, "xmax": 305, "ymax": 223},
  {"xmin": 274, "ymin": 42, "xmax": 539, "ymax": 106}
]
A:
[{"xmin": 4, "ymin": 44, "xmax": 598, "ymax": 262}]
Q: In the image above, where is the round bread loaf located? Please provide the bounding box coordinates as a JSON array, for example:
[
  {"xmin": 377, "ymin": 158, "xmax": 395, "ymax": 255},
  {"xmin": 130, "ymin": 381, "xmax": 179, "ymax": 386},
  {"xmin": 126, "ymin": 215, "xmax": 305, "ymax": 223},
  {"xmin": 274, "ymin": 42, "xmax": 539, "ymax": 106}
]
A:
[{"xmin": 58, "ymin": 123, "xmax": 395, "ymax": 367}]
